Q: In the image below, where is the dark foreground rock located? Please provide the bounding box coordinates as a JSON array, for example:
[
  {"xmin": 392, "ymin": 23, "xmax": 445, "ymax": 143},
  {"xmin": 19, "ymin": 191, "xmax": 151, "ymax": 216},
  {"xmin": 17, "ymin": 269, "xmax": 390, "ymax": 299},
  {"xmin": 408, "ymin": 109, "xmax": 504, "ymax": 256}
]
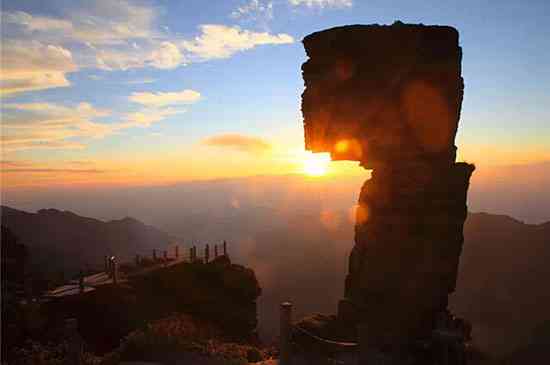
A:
[{"xmin": 40, "ymin": 256, "xmax": 261, "ymax": 355}]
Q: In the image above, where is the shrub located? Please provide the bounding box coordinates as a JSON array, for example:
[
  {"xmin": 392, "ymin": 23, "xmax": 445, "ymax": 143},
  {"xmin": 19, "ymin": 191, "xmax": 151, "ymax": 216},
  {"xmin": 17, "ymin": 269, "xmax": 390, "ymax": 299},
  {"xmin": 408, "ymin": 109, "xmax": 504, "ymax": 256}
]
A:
[
  {"xmin": 110, "ymin": 313, "xmax": 267, "ymax": 364},
  {"xmin": 10, "ymin": 341, "xmax": 101, "ymax": 365}
]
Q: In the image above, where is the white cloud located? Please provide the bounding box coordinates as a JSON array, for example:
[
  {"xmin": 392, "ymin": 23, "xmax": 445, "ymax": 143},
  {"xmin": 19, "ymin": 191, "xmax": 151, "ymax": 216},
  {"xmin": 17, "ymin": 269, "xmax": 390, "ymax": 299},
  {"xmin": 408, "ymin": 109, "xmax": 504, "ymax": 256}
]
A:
[
  {"xmin": 118, "ymin": 108, "xmax": 182, "ymax": 129},
  {"xmin": 231, "ymin": 0, "xmax": 274, "ymax": 21},
  {"xmin": 129, "ymin": 90, "xmax": 201, "ymax": 107},
  {"xmin": 1, "ymin": 102, "xmax": 111, "ymax": 151},
  {"xmin": 1, "ymin": 100, "xmax": 185, "ymax": 152},
  {"xmin": 150, "ymin": 41, "xmax": 184, "ymax": 69},
  {"xmin": 2, "ymin": 1, "xmax": 156, "ymax": 46},
  {"xmin": 3, "ymin": 102, "xmax": 109, "ymax": 119},
  {"xmin": 2, "ymin": 1, "xmax": 160, "ymax": 74},
  {"xmin": 94, "ymin": 41, "xmax": 185, "ymax": 71},
  {"xmin": 289, "ymin": 0, "xmax": 352, "ymax": 8},
  {"xmin": 181, "ymin": 24, "xmax": 294, "ymax": 61},
  {"xmin": 2, "ymin": 1, "xmax": 295, "ymax": 79},
  {"xmin": 3, "ymin": 11, "xmax": 73, "ymax": 32},
  {"xmin": 126, "ymin": 78, "xmax": 157, "ymax": 85},
  {"xmin": 94, "ymin": 47, "xmax": 149, "ymax": 71},
  {"xmin": 0, "ymin": 40, "xmax": 77, "ymax": 96},
  {"xmin": 68, "ymin": 0, "xmax": 157, "ymax": 45}
]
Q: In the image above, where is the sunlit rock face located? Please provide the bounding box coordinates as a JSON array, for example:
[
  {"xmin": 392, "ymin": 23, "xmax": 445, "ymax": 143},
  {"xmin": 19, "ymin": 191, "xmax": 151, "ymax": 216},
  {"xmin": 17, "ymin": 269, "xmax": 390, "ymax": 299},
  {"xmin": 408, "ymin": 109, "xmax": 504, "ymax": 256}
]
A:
[{"xmin": 301, "ymin": 22, "xmax": 475, "ymax": 348}]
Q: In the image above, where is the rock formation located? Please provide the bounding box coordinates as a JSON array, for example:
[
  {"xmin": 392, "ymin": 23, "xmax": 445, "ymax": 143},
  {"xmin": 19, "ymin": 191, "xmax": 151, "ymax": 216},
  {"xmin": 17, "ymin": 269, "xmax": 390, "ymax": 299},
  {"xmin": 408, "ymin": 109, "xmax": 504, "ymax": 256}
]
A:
[{"xmin": 301, "ymin": 22, "xmax": 475, "ymax": 359}]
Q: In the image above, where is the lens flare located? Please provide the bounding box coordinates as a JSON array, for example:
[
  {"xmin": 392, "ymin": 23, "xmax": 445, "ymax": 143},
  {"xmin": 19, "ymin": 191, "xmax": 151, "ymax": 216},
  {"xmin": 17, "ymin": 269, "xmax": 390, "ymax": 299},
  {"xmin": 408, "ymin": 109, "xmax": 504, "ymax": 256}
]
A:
[{"xmin": 302, "ymin": 152, "xmax": 331, "ymax": 176}]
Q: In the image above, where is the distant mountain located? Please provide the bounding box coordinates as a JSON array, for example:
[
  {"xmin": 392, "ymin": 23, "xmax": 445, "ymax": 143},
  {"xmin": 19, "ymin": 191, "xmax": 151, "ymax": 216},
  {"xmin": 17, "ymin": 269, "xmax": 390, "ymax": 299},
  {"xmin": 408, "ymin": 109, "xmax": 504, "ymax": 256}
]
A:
[
  {"xmin": 452, "ymin": 212, "xmax": 550, "ymax": 357},
  {"xmin": 501, "ymin": 320, "xmax": 550, "ymax": 364},
  {"xmin": 0, "ymin": 206, "xmax": 177, "ymax": 276}
]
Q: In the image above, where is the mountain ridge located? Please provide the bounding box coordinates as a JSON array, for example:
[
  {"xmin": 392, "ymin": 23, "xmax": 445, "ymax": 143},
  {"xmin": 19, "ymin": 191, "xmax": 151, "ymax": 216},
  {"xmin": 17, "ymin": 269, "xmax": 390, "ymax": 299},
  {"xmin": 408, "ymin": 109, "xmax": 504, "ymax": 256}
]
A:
[{"xmin": 0, "ymin": 205, "xmax": 178, "ymax": 276}]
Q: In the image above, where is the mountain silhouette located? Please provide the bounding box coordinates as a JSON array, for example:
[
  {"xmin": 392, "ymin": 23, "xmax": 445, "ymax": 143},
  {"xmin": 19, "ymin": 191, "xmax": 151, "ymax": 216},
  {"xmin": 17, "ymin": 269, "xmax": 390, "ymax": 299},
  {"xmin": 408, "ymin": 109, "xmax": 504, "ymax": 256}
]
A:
[
  {"xmin": 0, "ymin": 206, "xmax": 177, "ymax": 276},
  {"xmin": 452, "ymin": 212, "xmax": 550, "ymax": 356}
]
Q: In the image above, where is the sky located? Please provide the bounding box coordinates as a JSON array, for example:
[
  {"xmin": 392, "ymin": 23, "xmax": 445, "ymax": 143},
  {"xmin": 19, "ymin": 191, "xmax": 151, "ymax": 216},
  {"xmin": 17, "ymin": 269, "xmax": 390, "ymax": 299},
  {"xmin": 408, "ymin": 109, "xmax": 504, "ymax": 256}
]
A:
[{"xmin": 1, "ymin": 0, "xmax": 550, "ymax": 189}]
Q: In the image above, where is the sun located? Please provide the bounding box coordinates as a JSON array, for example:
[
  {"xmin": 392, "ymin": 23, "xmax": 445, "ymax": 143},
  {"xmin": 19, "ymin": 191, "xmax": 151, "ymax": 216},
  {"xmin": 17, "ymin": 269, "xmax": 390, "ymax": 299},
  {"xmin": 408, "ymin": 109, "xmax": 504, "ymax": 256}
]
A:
[{"xmin": 302, "ymin": 152, "xmax": 331, "ymax": 176}]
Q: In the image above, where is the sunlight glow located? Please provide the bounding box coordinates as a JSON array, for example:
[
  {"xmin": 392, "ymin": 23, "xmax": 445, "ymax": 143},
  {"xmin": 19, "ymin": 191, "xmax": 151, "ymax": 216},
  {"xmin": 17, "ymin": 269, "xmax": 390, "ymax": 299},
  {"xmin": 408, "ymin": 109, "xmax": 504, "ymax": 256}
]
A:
[
  {"xmin": 335, "ymin": 140, "xmax": 349, "ymax": 153},
  {"xmin": 302, "ymin": 152, "xmax": 331, "ymax": 176}
]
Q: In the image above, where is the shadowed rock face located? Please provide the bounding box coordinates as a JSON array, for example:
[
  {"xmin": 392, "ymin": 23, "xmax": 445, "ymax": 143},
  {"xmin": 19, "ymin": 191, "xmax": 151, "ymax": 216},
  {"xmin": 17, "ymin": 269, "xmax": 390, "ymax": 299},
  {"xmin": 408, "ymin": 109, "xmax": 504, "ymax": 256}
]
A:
[
  {"xmin": 302, "ymin": 23, "xmax": 463, "ymax": 169},
  {"xmin": 301, "ymin": 22, "xmax": 475, "ymax": 349}
]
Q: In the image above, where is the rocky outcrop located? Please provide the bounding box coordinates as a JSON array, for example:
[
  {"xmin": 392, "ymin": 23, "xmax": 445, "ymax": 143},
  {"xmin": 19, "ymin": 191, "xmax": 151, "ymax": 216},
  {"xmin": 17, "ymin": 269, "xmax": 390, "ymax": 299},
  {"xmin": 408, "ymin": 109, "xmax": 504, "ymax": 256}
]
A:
[
  {"xmin": 301, "ymin": 22, "xmax": 475, "ymax": 359},
  {"xmin": 302, "ymin": 22, "xmax": 463, "ymax": 169}
]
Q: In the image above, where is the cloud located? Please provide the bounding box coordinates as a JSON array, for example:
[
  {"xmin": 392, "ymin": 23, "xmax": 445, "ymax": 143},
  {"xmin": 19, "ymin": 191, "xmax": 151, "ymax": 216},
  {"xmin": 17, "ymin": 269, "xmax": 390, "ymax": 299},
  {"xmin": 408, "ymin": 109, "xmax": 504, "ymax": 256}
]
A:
[
  {"xmin": 2, "ymin": 1, "xmax": 156, "ymax": 46},
  {"xmin": 181, "ymin": 25, "xmax": 294, "ymax": 61},
  {"xmin": 2, "ymin": 1, "xmax": 295, "ymax": 83},
  {"xmin": 94, "ymin": 41, "xmax": 184, "ymax": 71},
  {"xmin": 2, "ymin": 1, "xmax": 159, "ymax": 73},
  {"xmin": 2, "ymin": 168, "xmax": 106, "ymax": 174},
  {"xmin": 69, "ymin": 0, "xmax": 157, "ymax": 45},
  {"xmin": 126, "ymin": 78, "xmax": 157, "ymax": 85},
  {"xmin": 129, "ymin": 90, "xmax": 201, "ymax": 107},
  {"xmin": 3, "ymin": 11, "xmax": 73, "ymax": 32},
  {"xmin": 289, "ymin": 0, "xmax": 352, "ymax": 8},
  {"xmin": 0, "ymin": 160, "xmax": 33, "ymax": 168},
  {"xmin": 150, "ymin": 41, "xmax": 184, "ymax": 69},
  {"xmin": 90, "ymin": 24, "xmax": 293, "ymax": 70},
  {"xmin": 1, "ymin": 102, "xmax": 112, "ymax": 151},
  {"xmin": 202, "ymin": 134, "xmax": 271, "ymax": 153},
  {"xmin": 231, "ymin": 0, "xmax": 274, "ymax": 22},
  {"xmin": 0, "ymin": 159, "xmax": 106, "ymax": 174},
  {"xmin": 3, "ymin": 102, "xmax": 109, "ymax": 118},
  {"xmin": 67, "ymin": 160, "xmax": 96, "ymax": 166},
  {"xmin": 0, "ymin": 40, "xmax": 77, "ymax": 96},
  {"xmin": 118, "ymin": 108, "xmax": 182, "ymax": 129},
  {"xmin": 94, "ymin": 47, "xmax": 148, "ymax": 71},
  {"xmin": 1, "ymin": 101, "xmax": 182, "ymax": 152}
]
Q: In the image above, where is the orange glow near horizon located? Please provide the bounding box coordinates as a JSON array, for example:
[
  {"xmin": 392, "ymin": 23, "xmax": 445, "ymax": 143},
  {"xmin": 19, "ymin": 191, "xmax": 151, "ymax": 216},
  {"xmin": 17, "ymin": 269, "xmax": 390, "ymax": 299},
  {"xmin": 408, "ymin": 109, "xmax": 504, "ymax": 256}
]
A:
[{"xmin": 2, "ymin": 139, "xmax": 549, "ymax": 190}]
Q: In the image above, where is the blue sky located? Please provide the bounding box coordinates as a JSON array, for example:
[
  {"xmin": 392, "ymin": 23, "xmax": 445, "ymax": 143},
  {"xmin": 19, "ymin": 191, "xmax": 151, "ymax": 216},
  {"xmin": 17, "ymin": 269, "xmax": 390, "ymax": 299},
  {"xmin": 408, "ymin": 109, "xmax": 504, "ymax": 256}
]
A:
[{"xmin": 1, "ymin": 0, "xmax": 549, "ymax": 187}]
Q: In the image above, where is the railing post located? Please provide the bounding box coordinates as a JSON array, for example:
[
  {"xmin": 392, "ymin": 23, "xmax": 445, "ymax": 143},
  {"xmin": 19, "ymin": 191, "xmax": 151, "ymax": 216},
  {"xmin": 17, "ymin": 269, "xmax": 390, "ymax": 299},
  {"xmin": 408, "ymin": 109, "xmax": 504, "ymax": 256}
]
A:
[
  {"xmin": 104, "ymin": 255, "xmax": 109, "ymax": 273},
  {"xmin": 153, "ymin": 249, "xmax": 157, "ymax": 261},
  {"xmin": 112, "ymin": 259, "xmax": 118, "ymax": 285},
  {"xmin": 65, "ymin": 318, "xmax": 83, "ymax": 365},
  {"xmin": 223, "ymin": 240, "xmax": 227, "ymax": 256},
  {"xmin": 175, "ymin": 245, "xmax": 179, "ymax": 259},
  {"xmin": 214, "ymin": 244, "xmax": 218, "ymax": 258},
  {"xmin": 205, "ymin": 244, "xmax": 210, "ymax": 263},
  {"xmin": 107, "ymin": 257, "xmax": 113, "ymax": 278},
  {"xmin": 135, "ymin": 254, "xmax": 140, "ymax": 266},
  {"xmin": 163, "ymin": 250, "xmax": 167, "ymax": 260},
  {"xmin": 280, "ymin": 302, "xmax": 292, "ymax": 365}
]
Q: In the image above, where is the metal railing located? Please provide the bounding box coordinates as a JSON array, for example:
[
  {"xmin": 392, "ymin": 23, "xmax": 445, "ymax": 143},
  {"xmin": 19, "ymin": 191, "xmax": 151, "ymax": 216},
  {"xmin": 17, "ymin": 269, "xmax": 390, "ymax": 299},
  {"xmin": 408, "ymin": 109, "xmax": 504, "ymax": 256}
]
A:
[{"xmin": 279, "ymin": 302, "xmax": 469, "ymax": 365}]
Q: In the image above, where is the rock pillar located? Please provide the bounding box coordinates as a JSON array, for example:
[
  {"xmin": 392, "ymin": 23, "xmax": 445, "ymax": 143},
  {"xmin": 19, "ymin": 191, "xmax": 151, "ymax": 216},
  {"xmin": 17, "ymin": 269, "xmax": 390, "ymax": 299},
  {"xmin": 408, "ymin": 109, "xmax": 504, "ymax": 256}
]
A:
[{"xmin": 301, "ymin": 22, "xmax": 474, "ymax": 351}]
